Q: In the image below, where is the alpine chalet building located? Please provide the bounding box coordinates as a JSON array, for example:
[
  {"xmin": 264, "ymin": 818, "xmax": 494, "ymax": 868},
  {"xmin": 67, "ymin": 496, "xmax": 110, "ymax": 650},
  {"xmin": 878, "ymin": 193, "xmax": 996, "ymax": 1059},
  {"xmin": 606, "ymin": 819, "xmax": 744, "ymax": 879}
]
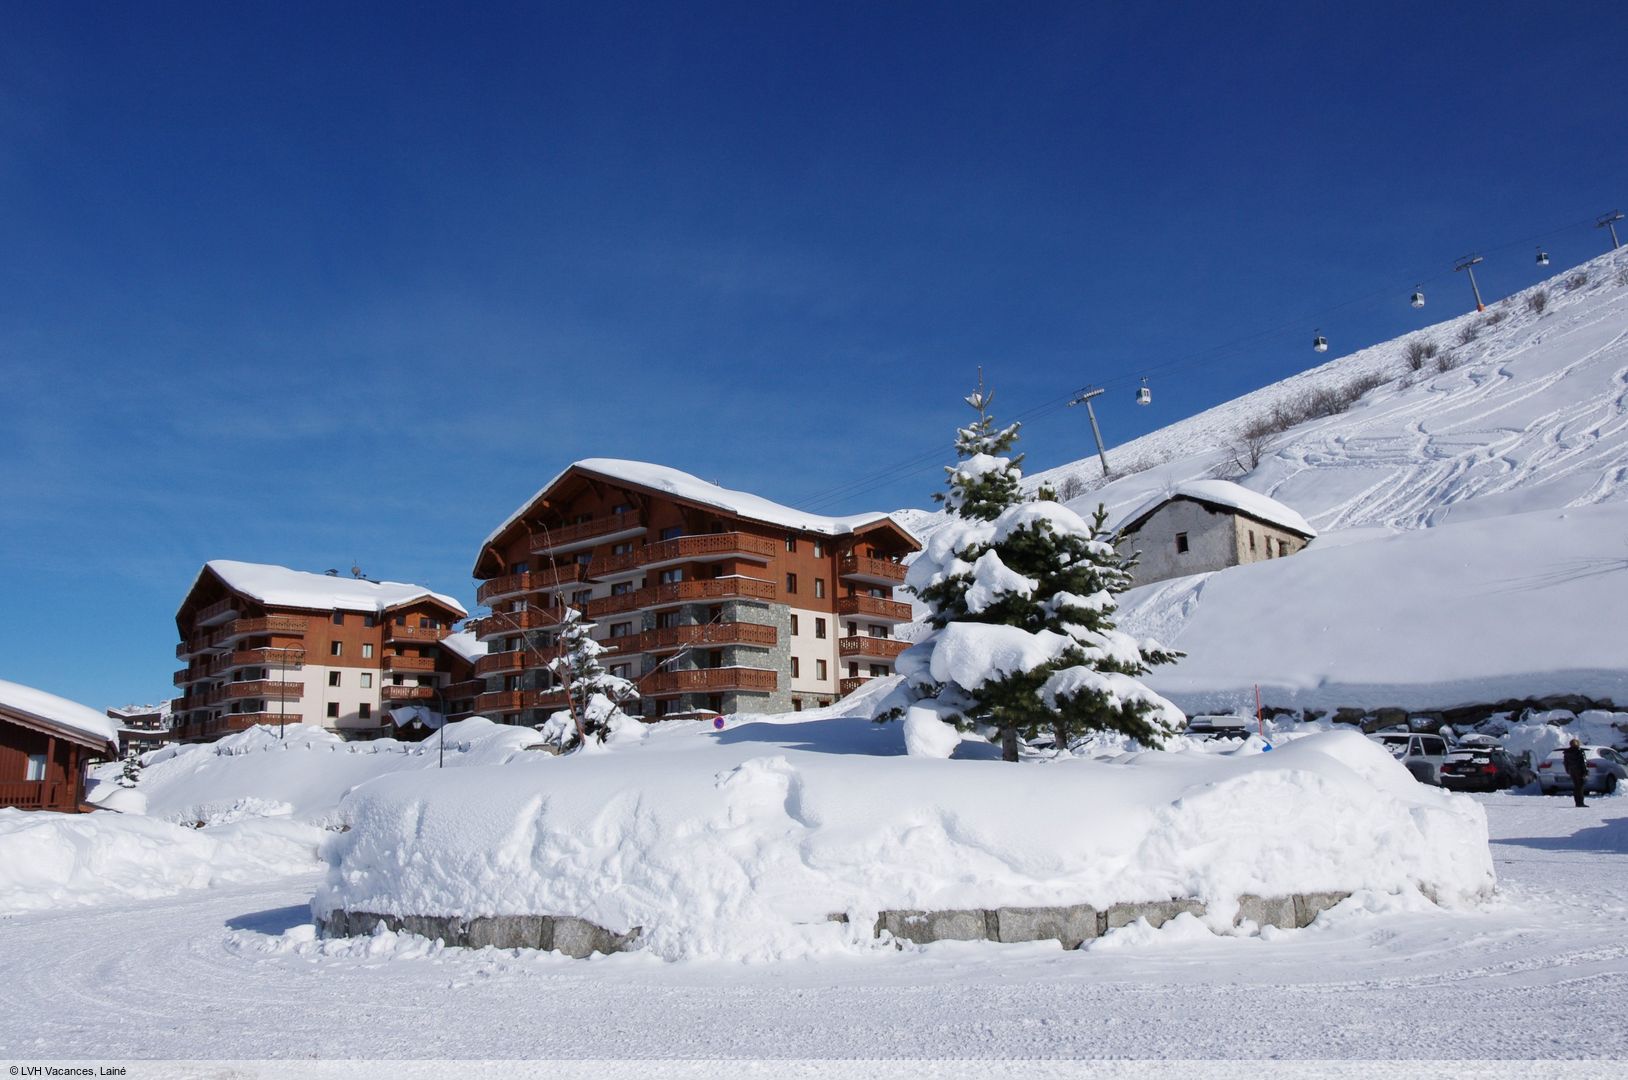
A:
[
  {"xmin": 172, "ymin": 561, "xmax": 470, "ymax": 742},
  {"xmin": 471, "ymin": 459, "xmax": 921, "ymax": 722}
]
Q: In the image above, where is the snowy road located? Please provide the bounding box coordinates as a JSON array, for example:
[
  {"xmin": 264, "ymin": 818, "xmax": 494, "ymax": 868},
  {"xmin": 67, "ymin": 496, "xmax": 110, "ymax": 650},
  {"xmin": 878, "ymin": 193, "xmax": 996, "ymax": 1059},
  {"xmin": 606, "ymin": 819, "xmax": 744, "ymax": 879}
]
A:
[{"xmin": 1, "ymin": 794, "xmax": 1623, "ymax": 1061}]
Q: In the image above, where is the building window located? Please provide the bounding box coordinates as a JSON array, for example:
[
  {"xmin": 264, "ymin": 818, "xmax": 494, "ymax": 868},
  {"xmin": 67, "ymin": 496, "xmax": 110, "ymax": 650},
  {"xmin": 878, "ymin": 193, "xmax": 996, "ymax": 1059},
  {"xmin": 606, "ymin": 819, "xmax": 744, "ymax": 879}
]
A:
[
  {"xmin": 326, "ymin": 702, "xmax": 340, "ymax": 719},
  {"xmin": 815, "ymin": 618, "xmax": 827, "ymax": 639},
  {"xmin": 573, "ymin": 589, "xmax": 593, "ymax": 607},
  {"xmin": 612, "ymin": 541, "xmax": 634, "ymax": 556},
  {"xmin": 785, "ymin": 534, "xmax": 797, "ymax": 553},
  {"xmin": 330, "ymin": 642, "xmax": 343, "ymax": 657},
  {"xmin": 849, "ymin": 662, "xmax": 859, "ymax": 678},
  {"xmin": 1176, "ymin": 533, "xmax": 1189, "ymax": 554},
  {"xmin": 423, "ymin": 617, "xmax": 440, "ymax": 630},
  {"xmin": 1249, "ymin": 531, "xmax": 1256, "ymax": 553},
  {"xmin": 363, "ymin": 614, "xmax": 376, "ymax": 628},
  {"xmin": 813, "ymin": 539, "xmax": 824, "ymax": 558},
  {"xmin": 655, "ymin": 610, "xmax": 680, "ymax": 629},
  {"xmin": 792, "ymin": 698, "xmax": 803, "ymax": 712},
  {"xmin": 790, "ymin": 614, "xmax": 799, "ymax": 636},
  {"xmin": 329, "ymin": 671, "xmax": 341, "ymax": 687},
  {"xmin": 660, "ymin": 526, "xmax": 683, "ymax": 541},
  {"xmin": 610, "ymin": 582, "xmax": 630, "ymax": 596},
  {"xmin": 360, "ymin": 673, "xmax": 372, "ymax": 688},
  {"xmin": 362, "ymin": 643, "xmax": 374, "ymax": 659},
  {"xmin": 1280, "ymin": 539, "xmax": 1290, "ymax": 556},
  {"xmin": 395, "ymin": 614, "xmax": 406, "ymax": 626},
  {"xmin": 791, "ymin": 657, "xmax": 801, "ymax": 678},
  {"xmin": 610, "ymin": 663, "xmax": 631, "ymax": 680},
  {"xmin": 358, "ymin": 703, "xmax": 371, "ymax": 721},
  {"xmin": 786, "ymin": 573, "xmax": 798, "ymax": 594},
  {"xmin": 332, "ymin": 611, "xmax": 345, "ymax": 626},
  {"xmin": 610, "ymin": 622, "xmax": 632, "ymax": 638},
  {"xmin": 660, "ymin": 568, "xmax": 683, "ymax": 584},
  {"xmin": 814, "ymin": 578, "xmax": 825, "ymax": 599},
  {"xmin": 25, "ymin": 753, "xmax": 45, "ymax": 781},
  {"xmin": 816, "ymin": 660, "xmax": 828, "ymax": 680}
]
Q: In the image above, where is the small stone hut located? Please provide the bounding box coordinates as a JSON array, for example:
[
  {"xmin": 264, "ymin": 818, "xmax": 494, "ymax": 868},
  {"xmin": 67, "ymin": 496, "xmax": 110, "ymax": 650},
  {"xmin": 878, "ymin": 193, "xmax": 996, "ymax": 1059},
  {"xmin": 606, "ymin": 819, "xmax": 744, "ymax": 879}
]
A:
[{"xmin": 1113, "ymin": 480, "xmax": 1316, "ymax": 588}]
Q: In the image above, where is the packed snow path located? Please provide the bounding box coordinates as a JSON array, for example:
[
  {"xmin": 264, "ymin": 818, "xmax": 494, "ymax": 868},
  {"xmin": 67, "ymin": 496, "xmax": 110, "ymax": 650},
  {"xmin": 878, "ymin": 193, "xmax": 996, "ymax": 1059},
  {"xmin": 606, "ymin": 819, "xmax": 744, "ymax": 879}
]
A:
[{"xmin": 0, "ymin": 796, "xmax": 1622, "ymax": 1060}]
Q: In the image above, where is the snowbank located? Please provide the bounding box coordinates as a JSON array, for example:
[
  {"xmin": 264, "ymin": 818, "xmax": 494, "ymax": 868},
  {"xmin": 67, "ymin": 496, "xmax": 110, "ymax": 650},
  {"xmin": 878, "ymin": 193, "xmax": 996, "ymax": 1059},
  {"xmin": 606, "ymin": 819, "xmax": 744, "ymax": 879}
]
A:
[
  {"xmin": 314, "ymin": 725, "xmax": 1492, "ymax": 961},
  {"xmin": 0, "ymin": 810, "xmax": 321, "ymax": 915}
]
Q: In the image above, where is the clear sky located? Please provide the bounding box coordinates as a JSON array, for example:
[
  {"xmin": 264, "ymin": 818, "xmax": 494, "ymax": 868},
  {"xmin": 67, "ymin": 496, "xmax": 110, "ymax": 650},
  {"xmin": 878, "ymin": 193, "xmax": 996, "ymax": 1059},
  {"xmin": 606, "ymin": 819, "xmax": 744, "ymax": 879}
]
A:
[{"xmin": 4, "ymin": 1, "xmax": 1627, "ymax": 709}]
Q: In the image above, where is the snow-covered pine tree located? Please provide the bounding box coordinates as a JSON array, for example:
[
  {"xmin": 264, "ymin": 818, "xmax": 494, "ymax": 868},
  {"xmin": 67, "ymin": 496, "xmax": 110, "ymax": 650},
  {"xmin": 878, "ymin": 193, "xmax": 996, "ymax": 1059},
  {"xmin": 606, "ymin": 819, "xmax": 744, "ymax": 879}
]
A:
[
  {"xmin": 117, "ymin": 746, "xmax": 142, "ymax": 788},
  {"xmin": 899, "ymin": 374, "xmax": 1186, "ymax": 761},
  {"xmin": 544, "ymin": 607, "xmax": 640, "ymax": 749}
]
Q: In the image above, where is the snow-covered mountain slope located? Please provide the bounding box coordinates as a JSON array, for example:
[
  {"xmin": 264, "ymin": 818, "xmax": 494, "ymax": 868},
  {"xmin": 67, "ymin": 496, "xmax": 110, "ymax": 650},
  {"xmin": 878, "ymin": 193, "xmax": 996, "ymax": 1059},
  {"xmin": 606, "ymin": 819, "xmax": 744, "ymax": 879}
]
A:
[{"xmin": 895, "ymin": 246, "xmax": 1628, "ymax": 713}]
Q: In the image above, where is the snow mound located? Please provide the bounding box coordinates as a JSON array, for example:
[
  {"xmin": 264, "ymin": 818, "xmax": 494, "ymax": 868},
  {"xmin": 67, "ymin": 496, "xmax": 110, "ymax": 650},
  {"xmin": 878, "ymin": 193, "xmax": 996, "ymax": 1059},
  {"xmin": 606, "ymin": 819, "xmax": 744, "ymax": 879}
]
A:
[
  {"xmin": 0, "ymin": 810, "xmax": 322, "ymax": 915},
  {"xmin": 313, "ymin": 726, "xmax": 1492, "ymax": 961}
]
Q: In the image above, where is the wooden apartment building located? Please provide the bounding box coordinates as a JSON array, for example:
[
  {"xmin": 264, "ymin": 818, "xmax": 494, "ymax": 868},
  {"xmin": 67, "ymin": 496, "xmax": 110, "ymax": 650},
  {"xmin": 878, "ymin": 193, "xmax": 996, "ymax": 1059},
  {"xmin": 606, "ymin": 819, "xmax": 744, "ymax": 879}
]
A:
[
  {"xmin": 1, "ymin": 678, "xmax": 119, "ymax": 812},
  {"xmin": 171, "ymin": 561, "xmax": 478, "ymax": 742},
  {"xmin": 471, "ymin": 459, "xmax": 922, "ymax": 722}
]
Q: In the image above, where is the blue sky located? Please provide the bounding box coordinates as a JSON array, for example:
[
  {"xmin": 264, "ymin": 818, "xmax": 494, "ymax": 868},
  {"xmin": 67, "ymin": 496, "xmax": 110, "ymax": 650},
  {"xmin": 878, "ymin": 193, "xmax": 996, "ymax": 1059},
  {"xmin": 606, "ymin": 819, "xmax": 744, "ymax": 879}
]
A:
[{"xmin": 4, "ymin": 1, "xmax": 1627, "ymax": 708}]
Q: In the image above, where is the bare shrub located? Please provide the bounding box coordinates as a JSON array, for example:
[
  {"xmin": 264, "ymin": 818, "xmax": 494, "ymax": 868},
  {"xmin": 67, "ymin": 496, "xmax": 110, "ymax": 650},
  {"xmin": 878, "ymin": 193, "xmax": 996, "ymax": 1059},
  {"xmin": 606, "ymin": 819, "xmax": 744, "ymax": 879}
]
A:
[
  {"xmin": 1057, "ymin": 474, "xmax": 1085, "ymax": 501},
  {"xmin": 1435, "ymin": 350, "xmax": 1462, "ymax": 373},
  {"xmin": 1226, "ymin": 416, "xmax": 1278, "ymax": 473},
  {"xmin": 1527, "ymin": 288, "xmax": 1549, "ymax": 314},
  {"xmin": 1617, "ymin": 268, "xmax": 1628, "ymax": 287},
  {"xmin": 1484, "ymin": 311, "xmax": 1505, "ymax": 326},
  {"xmin": 1404, "ymin": 339, "xmax": 1439, "ymax": 370},
  {"xmin": 1567, "ymin": 272, "xmax": 1589, "ymax": 291},
  {"xmin": 1457, "ymin": 322, "xmax": 1480, "ymax": 345}
]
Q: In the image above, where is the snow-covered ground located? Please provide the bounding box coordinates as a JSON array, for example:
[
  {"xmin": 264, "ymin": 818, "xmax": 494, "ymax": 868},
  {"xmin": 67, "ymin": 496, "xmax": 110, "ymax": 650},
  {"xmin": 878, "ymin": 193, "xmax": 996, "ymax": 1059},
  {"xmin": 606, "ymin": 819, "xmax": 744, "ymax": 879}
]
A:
[{"xmin": 0, "ymin": 793, "xmax": 1620, "ymax": 1062}]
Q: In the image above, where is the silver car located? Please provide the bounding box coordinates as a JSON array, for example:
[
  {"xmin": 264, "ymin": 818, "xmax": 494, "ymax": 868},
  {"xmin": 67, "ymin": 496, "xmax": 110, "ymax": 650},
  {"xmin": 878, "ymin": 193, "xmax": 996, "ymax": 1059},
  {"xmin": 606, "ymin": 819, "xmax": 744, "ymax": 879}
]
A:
[{"xmin": 1537, "ymin": 745, "xmax": 1627, "ymax": 796}]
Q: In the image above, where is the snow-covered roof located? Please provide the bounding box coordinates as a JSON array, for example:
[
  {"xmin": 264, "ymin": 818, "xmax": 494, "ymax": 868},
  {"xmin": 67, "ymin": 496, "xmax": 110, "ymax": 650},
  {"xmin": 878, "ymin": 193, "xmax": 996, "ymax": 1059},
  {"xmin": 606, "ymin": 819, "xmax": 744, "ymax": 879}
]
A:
[
  {"xmin": 438, "ymin": 629, "xmax": 487, "ymax": 665},
  {"xmin": 189, "ymin": 561, "xmax": 467, "ymax": 618},
  {"xmin": 107, "ymin": 701, "xmax": 171, "ymax": 721},
  {"xmin": 1114, "ymin": 480, "xmax": 1317, "ymax": 539},
  {"xmin": 481, "ymin": 458, "xmax": 899, "ymax": 551},
  {"xmin": 0, "ymin": 678, "xmax": 121, "ymax": 752}
]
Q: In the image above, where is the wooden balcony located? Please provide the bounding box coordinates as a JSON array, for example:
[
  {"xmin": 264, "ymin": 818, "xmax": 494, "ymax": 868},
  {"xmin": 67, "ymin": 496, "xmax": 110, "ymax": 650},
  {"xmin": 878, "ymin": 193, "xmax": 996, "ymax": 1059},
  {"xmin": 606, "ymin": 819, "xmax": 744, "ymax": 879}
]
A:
[
  {"xmin": 0, "ymin": 781, "xmax": 74, "ymax": 811},
  {"xmin": 834, "ymin": 595, "xmax": 913, "ymax": 623},
  {"xmin": 476, "ymin": 566, "xmax": 584, "ymax": 605},
  {"xmin": 194, "ymin": 596, "xmax": 240, "ymax": 625},
  {"xmin": 177, "ymin": 713, "xmax": 295, "ymax": 741},
  {"xmin": 173, "ymin": 668, "xmax": 191, "ymax": 687},
  {"xmin": 443, "ymin": 679, "xmax": 485, "ymax": 700},
  {"xmin": 587, "ymin": 532, "xmax": 779, "ymax": 578},
  {"xmin": 382, "ymin": 654, "xmax": 437, "ymax": 673},
  {"xmin": 587, "ymin": 578, "xmax": 778, "ymax": 618},
  {"xmin": 472, "ymin": 608, "xmax": 566, "ymax": 639},
  {"xmin": 474, "ymin": 689, "xmax": 569, "ymax": 714},
  {"xmin": 219, "ymin": 647, "xmax": 305, "ymax": 672},
  {"xmin": 837, "ymin": 636, "xmax": 910, "ymax": 661},
  {"xmin": 531, "ymin": 512, "xmax": 644, "ymax": 555},
  {"xmin": 385, "ymin": 623, "xmax": 446, "ymax": 643},
  {"xmin": 212, "ymin": 615, "xmax": 309, "ymax": 646},
  {"xmin": 634, "ymin": 622, "xmax": 778, "ymax": 654},
  {"xmin": 642, "ymin": 667, "xmax": 777, "ymax": 696},
  {"xmin": 221, "ymin": 680, "xmax": 303, "ymax": 702},
  {"xmin": 839, "ymin": 553, "xmax": 909, "ymax": 587},
  {"xmin": 382, "ymin": 685, "xmax": 436, "ymax": 702},
  {"xmin": 838, "ymin": 676, "xmax": 871, "ymax": 697},
  {"xmin": 473, "ymin": 647, "xmax": 565, "ymax": 677}
]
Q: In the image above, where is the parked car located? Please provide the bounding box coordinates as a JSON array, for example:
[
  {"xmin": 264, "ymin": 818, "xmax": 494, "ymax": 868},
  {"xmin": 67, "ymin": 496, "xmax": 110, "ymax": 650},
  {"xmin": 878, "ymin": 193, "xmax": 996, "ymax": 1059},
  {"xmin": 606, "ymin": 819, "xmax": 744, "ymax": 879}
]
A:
[
  {"xmin": 1439, "ymin": 748, "xmax": 1535, "ymax": 792},
  {"xmin": 1368, "ymin": 732, "xmax": 1449, "ymax": 785},
  {"xmin": 1185, "ymin": 717, "xmax": 1252, "ymax": 742},
  {"xmin": 1537, "ymin": 746, "xmax": 1628, "ymax": 796}
]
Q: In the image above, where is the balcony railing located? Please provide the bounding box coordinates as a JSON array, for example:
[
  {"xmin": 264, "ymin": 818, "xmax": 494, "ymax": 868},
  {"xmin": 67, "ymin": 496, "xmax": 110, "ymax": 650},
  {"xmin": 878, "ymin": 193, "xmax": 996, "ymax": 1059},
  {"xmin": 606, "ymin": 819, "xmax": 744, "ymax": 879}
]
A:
[
  {"xmin": 177, "ymin": 713, "xmax": 295, "ymax": 741},
  {"xmin": 837, "ymin": 636, "xmax": 910, "ymax": 661},
  {"xmin": 0, "ymin": 781, "xmax": 72, "ymax": 811},
  {"xmin": 634, "ymin": 622, "xmax": 778, "ymax": 654},
  {"xmin": 222, "ymin": 680, "xmax": 303, "ymax": 701},
  {"xmin": 385, "ymin": 623, "xmax": 446, "ymax": 643},
  {"xmin": 443, "ymin": 679, "xmax": 485, "ymax": 700},
  {"xmin": 587, "ymin": 532, "xmax": 780, "ymax": 578},
  {"xmin": 834, "ymin": 595, "xmax": 913, "ymax": 622},
  {"xmin": 212, "ymin": 616, "xmax": 309, "ymax": 647},
  {"xmin": 473, "ymin": 647, "xmax": 566, "ymax": 677},
  {"xmin": 642, "ymin": 667, "xmax": 777, "ymax": 696},
  {"xmin": 530, "ymin": 512, "xmax": 644, "ymax": 554},
  {"xmin": 586, "ymin": 578, "xmax": 777, "ymax": 619},
  {"xmin": 474, "ymin": 689, "xmax": 570, "ymax": 715},
  {"xmin": 839, "ymin": 553, "xmax": 909, "ymax": 586},
  {"xmin": 382, "ymin": 685, "xmax": 436, "ymax": 702},
  {"xmin": 172, "ymin": 668, "xmax": 190, "ymax": 687},
  {"xmin": 472, "ymin": 608, "xmax": 566, "ymax": 639},
  {"xmin": 382, "ymin": 655, "xmax": 437, "ymax": 673},
  {"xmin": 194, "ymin": 596, "xmax": 240, "ymax": 625},
  {"xmin": 475, "ymin": 566, "xmax": 584, "ymax": 605},
  {"xmin": 838, "ymin": 676, "xmax": 871, "ymax": 697}
]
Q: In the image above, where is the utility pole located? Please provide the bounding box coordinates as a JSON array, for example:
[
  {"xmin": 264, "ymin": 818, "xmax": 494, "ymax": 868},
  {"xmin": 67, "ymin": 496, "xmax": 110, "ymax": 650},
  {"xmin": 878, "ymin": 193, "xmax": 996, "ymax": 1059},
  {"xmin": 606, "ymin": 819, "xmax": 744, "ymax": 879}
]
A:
[
  {"xmin": 1454, "ymin": 254, "xmax": 1486, "ymax": 313},
  {"xmin": 1067, "ymin": 387, "xmax": 1111, "ymax": 477},
  {"xmin": 1598, "ymin": 210, "xmax": 1624, "ymax": 250},
  {"xmin": 277, "ymin": 643, "xmax": 304, "ymax": 740}
]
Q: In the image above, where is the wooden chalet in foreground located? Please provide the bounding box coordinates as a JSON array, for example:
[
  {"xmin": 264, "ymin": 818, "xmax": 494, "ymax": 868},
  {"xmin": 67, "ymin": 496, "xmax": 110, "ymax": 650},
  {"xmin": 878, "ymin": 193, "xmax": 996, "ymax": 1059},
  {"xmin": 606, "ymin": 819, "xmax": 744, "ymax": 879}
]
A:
[
  {"xmin": 1, "ymin": 678, "xmax": 120, "ymax": 812},
  {"xmin": 172, "ymin": 561, "xmax": 474, "ymax": 743},
  {"xmin": 472, "ymin": 459, "xmax": 922, "ymax": 723}
]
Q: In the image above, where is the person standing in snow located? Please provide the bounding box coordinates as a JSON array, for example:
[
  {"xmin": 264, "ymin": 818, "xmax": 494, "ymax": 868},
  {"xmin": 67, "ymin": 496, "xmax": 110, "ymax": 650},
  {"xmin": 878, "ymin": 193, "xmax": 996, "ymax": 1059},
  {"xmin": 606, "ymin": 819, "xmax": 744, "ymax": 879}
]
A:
[{"xmin": 1563, "ymin": 738, "xmax": 1589, "ymax": 807}]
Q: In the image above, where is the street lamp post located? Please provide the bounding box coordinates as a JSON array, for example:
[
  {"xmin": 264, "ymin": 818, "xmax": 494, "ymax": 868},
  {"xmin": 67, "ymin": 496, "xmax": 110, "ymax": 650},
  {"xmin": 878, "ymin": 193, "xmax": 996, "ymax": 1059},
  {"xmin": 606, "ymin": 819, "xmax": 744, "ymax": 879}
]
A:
[
  {"xmin": 1067, "ymin": 387, "xmax": 1111, "ymax": 476},
  {"xmin": 1454, "ymin": 254, "xmax": 1486, "ymax": 313}
]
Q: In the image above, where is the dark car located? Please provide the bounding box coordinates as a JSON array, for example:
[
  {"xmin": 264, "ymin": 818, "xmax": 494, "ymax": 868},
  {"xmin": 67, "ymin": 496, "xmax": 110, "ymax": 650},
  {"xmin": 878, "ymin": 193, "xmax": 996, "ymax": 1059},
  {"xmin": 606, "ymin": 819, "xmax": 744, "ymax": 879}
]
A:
[{"xmin": 1439, "ymin": 748, "xmax": 1535, "ymax": 792}]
